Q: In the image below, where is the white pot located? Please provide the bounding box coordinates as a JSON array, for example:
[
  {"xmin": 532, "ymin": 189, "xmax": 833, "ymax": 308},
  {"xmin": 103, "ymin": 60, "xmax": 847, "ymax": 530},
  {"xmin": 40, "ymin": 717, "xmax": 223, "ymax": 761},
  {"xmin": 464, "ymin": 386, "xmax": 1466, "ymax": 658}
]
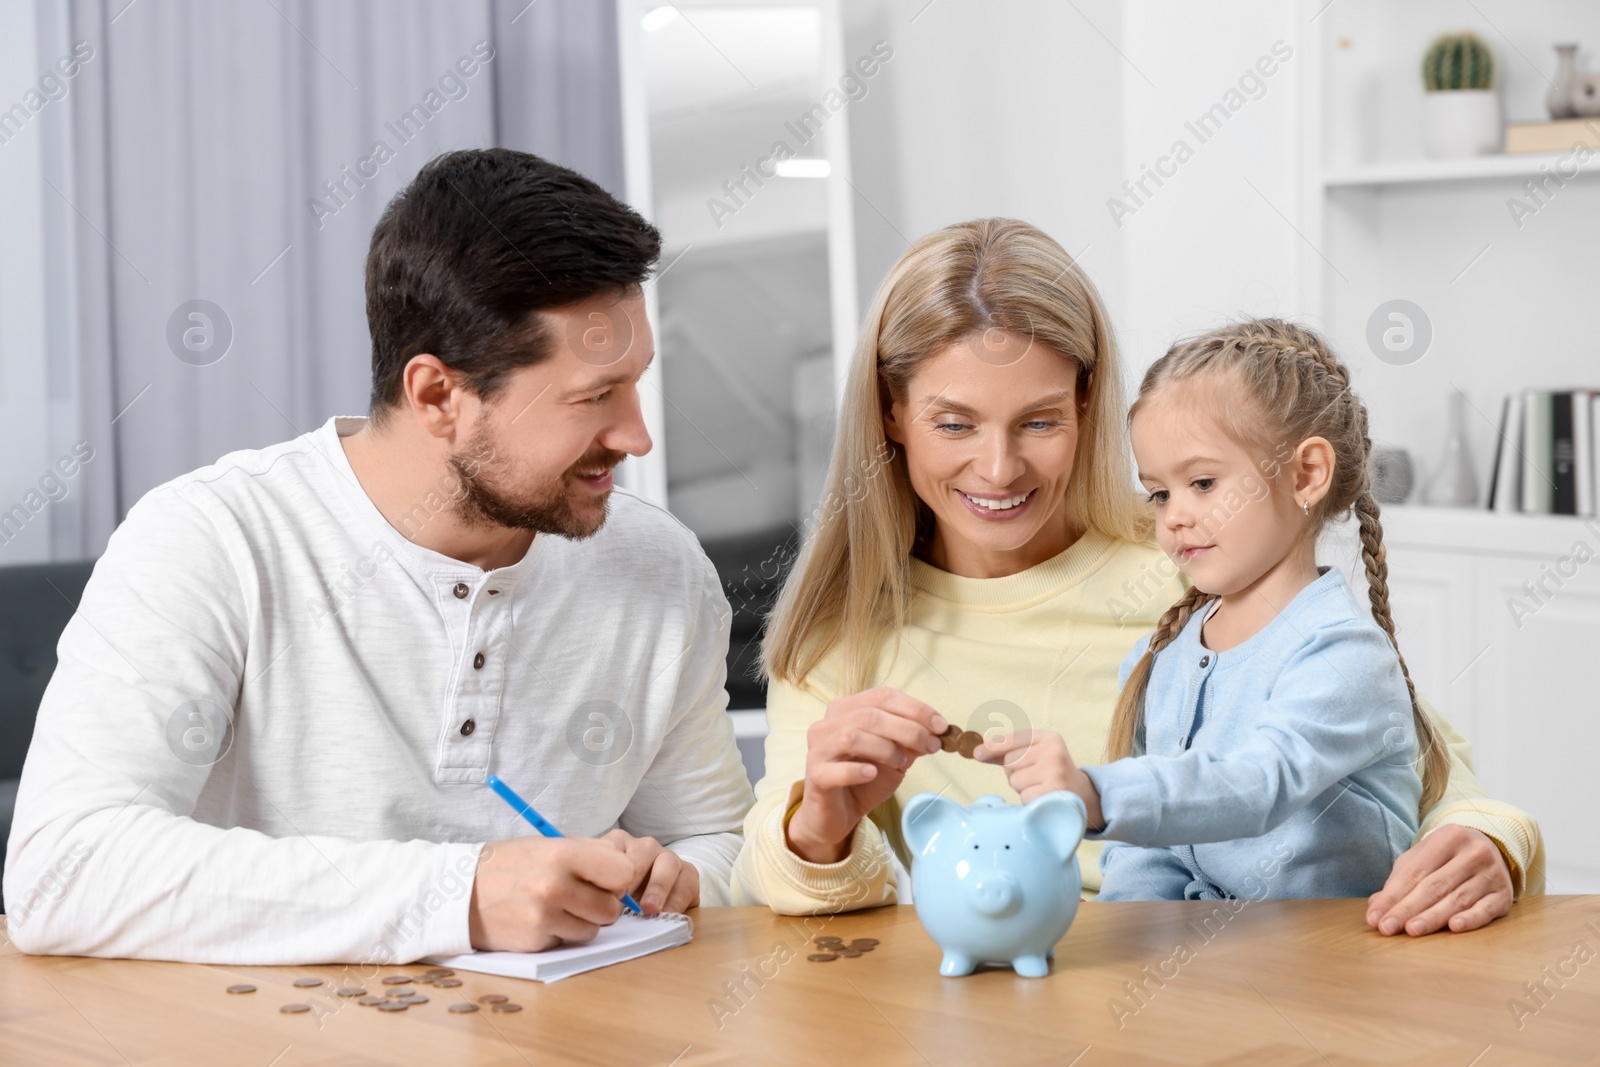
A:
[{"xmin": 1422, "ymin": 90, "xmax": 1502, "ymax": 158}]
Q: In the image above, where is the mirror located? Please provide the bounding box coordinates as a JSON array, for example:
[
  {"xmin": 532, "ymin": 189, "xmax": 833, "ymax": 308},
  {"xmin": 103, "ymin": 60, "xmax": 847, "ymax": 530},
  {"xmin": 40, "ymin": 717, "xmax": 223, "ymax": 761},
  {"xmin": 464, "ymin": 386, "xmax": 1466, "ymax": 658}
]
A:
[{"xmin": 623, "ymin": 0, "xmax": 858, "ymax": 711}]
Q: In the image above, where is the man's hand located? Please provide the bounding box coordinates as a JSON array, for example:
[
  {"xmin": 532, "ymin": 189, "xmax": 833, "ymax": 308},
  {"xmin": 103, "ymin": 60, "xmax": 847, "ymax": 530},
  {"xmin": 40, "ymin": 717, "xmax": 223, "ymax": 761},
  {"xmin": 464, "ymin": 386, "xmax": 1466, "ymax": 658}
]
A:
[
  {"xmin": 467, "ymin": 835, "xmax": 635, "ymax": 952},
  {"xmin": 599, "ymin": 829, "xmax": 700, "ymax": 916},
  {"xmin": 1366, "ymin": 824, "xmax": 1514, "ymax": 936}
]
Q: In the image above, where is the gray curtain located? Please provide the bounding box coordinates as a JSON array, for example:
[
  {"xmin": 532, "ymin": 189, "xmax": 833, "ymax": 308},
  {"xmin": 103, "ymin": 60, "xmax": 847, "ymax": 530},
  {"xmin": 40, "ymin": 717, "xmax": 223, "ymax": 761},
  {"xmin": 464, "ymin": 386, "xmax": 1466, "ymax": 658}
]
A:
[{"xmin": 64, "ymin": 0, "xmax": 622, "ymax": 558}]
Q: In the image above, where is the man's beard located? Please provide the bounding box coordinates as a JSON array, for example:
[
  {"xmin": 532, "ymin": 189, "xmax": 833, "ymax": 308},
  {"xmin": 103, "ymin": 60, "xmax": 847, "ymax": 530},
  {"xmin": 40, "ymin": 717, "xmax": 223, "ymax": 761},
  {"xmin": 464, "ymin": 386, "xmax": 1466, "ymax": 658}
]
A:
[{"xmin": 447, "ymin": 425, "xmax": 626, "ymax": 541}]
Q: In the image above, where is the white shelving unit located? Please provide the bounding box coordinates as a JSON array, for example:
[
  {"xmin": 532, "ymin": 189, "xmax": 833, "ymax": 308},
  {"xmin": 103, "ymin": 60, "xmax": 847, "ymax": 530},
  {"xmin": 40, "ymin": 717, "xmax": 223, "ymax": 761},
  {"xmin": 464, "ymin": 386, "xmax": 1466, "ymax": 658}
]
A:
[{"xmin": 1296, "ymin": 2, "xmax": 1600, "ymax": 893}]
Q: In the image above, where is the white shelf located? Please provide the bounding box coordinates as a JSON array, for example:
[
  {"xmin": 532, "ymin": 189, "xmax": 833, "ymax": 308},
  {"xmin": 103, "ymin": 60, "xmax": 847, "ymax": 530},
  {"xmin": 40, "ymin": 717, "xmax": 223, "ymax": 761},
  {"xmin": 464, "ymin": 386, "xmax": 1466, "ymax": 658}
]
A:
[
  {"xmin": 1322, "ymin": 150, "xmax": 1598, "ymax": 188},
  {"xmin": 1378, "ymin": 503, "xmax": 1600, "ymax": 556}
]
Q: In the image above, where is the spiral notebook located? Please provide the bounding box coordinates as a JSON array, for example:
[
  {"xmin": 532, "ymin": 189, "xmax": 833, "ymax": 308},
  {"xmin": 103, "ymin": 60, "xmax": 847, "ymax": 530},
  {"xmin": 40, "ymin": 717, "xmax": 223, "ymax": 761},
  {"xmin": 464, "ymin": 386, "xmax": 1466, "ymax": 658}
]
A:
[{"xmin": 422, "ymin": 911, "xmax": 693, "ymax": 983}]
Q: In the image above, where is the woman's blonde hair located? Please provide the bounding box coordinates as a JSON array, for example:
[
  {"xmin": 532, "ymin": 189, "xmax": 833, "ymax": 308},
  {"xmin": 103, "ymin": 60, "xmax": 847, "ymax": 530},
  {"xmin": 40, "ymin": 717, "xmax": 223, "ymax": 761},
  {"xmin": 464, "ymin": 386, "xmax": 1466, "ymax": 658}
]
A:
[
  {"xmin": 1105, "ymin": 317, "xmax": 1449, "ymax": 814},
  {"xmin": 763, "ymin": 218, "xmax": 1148, "ymax": 691}
]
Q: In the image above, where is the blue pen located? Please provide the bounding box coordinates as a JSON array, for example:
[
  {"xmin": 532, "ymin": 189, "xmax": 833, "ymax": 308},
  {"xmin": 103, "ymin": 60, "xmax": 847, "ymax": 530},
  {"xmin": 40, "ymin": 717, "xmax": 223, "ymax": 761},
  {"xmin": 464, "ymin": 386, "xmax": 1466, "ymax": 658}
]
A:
[{"xmin": 485, "ymin": 774, "xmax": 642, "ymax": 913}]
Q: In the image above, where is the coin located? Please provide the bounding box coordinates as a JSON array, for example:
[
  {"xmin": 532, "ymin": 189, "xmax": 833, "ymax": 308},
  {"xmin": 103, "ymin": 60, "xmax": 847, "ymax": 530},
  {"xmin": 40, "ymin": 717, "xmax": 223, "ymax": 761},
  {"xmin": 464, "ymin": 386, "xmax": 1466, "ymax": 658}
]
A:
[
  {"xmin": 279, "ymin": 1003, "xmax": 311, "ymax": 1014},
  {"xmin": 385, "ymin": 989, "xmax": 413, "ymax": 999},
  {"xmin": 402, "ymin": 995, "xmax": 429, "ymax": 1005},
  {"xmin": 807, "ymin": 953, "xmax": 838, "ymax": 962},
  {"xmin": 334, "ymin": 987, "xmax": 366, "ymax": 997},
  {"xmin": 939, "ymin": 723, "xmax": 962, "ymax": 753},
  {"xmin": 491, "ymin": 1003, "xmax": 523, "ymax": 1013},
  {"xmin": 381, "ymin": 975, "xmax": 413, "ymax": 985},
  {"xmin": 478, "ymin": 994, "xmax": 508, "ymax": 1004},
  {"xmin": 838, "ymin": 947, "xmax": 862, "ymax": 958},
  {"xmin": 435, "ymin": 978, "xmax": 463, "ymax": 988},
  {"xmin": 358, "ymin": 996, "xmax": 385, "ymax": 1006},
  {"xmin": 425, "ymin": 968, "xmax": 455, "ymax": 978},
  {"xmin": 851, "ymin": 939, "xmax": 880, "ymax": 948},
  {"xmin": 956, "ymin": 730, "xmax": 983, "ymax": 758},
  {"xmin": 377, "ymin": 1001, "xmax": 409, "ymax": 1012},
  {"xmin": 225, "ymin": 984, "xmax": 256, "ymax": 994},
  {"xmin": 448, "ymin": 1003, "xmax": 479, "ymax": 1013},
  {"xmin": 292, "ymin": 978, "xmax": 322, "ymax": 988}
]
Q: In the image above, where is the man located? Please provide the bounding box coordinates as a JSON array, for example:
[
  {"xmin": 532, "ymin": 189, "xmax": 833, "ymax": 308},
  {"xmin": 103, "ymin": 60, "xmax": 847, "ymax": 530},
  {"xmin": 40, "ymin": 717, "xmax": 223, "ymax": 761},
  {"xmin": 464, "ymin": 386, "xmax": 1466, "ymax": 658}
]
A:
[{"xmin": 2, "ymin": 149, "xmax": 754, "ymax": 963}]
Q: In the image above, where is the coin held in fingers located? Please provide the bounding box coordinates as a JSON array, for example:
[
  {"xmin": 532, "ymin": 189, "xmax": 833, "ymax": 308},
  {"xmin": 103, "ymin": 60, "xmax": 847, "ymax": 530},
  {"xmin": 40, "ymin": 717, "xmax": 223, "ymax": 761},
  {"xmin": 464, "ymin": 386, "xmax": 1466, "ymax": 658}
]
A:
[{"xmin": 938, "ymin": 724, "xmax": 962, "ymax": 753}]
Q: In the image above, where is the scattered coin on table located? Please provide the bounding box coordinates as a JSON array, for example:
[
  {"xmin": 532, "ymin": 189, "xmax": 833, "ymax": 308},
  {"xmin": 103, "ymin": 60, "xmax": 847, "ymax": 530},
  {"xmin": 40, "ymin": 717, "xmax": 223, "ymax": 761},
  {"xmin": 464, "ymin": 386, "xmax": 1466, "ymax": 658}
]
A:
[
  {"xmin": 478, "ymin": 994, "xmax": 508, "ymax": 1004},
  {"xmin": 381, "ymin": 975, "xmax": 413, "ymax": 985},
  {"xmin": 385, "ymin": 989, "xmax": 413, "ymax": 998},
  {"xmin": 491, "ymin": 1003, "xmax": 523, "ymax": 1013},
  {"xmin": 402, "ymin": 995, "xmax": 429, "ymax": 1005},
  {"xmin": 358, "ymin": 996, "xmax": 385, "ymax": 1006},
  {"xmin": 435, "ymin": 978, "xmax": 463, "ymax": 988},
  {"xmin": 225, "ymin": 984, "xmax": 256, "ymax": 995},
  {"xmin": 377, "ymin": 1001, "xmax": 409, "ymax": 1012},
  {"xmin": 279, "ymin": 1004, "xmax": 311, "ymax": 1014},
  {"xmin": 334, "ymin": 986, "xmax": 366, "ymax": 997},
  {"xmin": 807, "ymin": 953, "xmax": 838, "ymax": 962},
  {"xmin": 448, "ymin": 1003, "xmax": 479, "ymax": 1013},
  {"xmin": 851, "ymin": 939, "xmax": 878, "ymax": 950},
  {"xmin": 292, "ymin": 978, "xmax": 322, "ymax": 988}
]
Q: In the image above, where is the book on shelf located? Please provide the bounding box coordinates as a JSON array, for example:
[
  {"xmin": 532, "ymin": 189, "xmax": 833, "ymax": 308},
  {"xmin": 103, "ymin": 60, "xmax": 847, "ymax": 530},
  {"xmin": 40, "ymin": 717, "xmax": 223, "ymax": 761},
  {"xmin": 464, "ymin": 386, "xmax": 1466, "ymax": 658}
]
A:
[
  {"xmin": 1490, "ymin": 389, "xmax": 1600, "ymax": 516},
  {"xmin": 1504, "ymin": 117, "xmax": 1600, "ymax": 154}
]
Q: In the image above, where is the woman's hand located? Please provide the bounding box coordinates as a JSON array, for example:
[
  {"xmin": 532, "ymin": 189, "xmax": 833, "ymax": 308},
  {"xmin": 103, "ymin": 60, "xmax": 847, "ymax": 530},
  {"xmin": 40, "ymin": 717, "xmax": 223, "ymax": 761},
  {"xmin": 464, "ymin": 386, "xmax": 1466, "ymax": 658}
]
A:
[
  {"xmin": 785, "ymin": 687, "xmax": 946, "ymax": 865},
  {"xmin": 977, "ymin": 730, "xmax": 1104, "ymax": 826},
  {"xmin": 1366, "ymin": 824, "xmax": 1514, "ymax": 935}
]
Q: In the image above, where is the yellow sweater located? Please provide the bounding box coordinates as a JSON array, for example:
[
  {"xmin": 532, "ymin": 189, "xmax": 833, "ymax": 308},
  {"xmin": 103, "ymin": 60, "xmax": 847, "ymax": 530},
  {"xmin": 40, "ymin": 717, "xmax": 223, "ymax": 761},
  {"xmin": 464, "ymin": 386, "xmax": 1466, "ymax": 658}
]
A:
[{"xmin": 730, "ymin": 531, "xmax": 1544, "ymax": 914}]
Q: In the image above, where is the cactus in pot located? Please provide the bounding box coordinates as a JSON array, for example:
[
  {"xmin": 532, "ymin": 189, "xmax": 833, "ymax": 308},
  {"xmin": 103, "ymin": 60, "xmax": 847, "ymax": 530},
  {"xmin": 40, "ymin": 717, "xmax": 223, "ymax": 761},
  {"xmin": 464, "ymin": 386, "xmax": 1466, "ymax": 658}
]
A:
[
  {"xmin": 1419, "ymin": 31, "xmax": 1501, "ymax": 158},
  {"xmin": 1422, "ymin": 32, "xmax": 1496, "ymax": 92}
]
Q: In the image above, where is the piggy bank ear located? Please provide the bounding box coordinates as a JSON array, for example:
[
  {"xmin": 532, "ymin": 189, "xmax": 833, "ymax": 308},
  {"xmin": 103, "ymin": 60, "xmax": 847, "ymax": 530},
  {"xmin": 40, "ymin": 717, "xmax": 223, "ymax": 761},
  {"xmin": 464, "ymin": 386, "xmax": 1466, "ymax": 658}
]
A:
[
  {"xmin": 1022, "ymin": 792, "xmax": 1088, "ymax": 862},
  {"xmin": 901, "ymin": 793, "xmax": 966, "ymax": 856}
]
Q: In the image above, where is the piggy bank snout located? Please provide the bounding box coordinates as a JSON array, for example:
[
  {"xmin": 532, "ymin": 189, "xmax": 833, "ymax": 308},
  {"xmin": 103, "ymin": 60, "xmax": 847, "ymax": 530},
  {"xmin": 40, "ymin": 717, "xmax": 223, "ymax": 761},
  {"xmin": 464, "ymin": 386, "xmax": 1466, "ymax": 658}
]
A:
[{"xmin": 968, "ymin": 870, "xmax": 1020, "ymax": 917}]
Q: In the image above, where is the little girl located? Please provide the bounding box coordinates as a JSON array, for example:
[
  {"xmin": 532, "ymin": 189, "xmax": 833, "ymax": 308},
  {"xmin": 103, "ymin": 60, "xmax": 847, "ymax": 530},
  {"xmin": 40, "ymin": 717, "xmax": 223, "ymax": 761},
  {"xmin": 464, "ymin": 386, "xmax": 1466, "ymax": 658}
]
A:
[{"xmin": 980, "ymin": 318, "xmax": 1448, "ymax": 901}]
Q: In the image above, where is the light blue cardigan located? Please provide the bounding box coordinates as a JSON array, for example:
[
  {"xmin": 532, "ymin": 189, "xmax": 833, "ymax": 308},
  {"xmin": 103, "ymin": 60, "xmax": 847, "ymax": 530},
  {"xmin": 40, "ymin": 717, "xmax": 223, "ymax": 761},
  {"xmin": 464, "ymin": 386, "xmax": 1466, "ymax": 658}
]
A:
[{"xmin": 1083, "ymin": 567, "xmax": 1422, "ymax": 901}]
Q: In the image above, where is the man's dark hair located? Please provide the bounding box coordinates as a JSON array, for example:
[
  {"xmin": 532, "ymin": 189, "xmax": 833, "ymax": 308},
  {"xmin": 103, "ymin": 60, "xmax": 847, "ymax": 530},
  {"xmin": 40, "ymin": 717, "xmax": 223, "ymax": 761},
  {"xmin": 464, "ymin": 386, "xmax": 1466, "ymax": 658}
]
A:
[{"xmin": 364, "ymin": 148, "xmax": 661, "ymax": 419}]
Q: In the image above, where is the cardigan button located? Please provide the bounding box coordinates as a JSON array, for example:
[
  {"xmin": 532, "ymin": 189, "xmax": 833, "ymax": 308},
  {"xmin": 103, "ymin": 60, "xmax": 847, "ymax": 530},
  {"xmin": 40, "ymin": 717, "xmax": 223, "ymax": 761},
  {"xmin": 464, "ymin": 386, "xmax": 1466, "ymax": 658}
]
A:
[{"xmin": 1199, "ymin": 655, "xmax": 1210, "ymax": 667}]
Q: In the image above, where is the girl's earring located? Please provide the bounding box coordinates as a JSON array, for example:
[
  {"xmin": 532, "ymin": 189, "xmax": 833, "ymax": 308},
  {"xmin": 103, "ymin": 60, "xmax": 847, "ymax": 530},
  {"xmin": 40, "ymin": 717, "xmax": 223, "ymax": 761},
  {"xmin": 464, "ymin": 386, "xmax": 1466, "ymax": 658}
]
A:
[{"xmin": 1301, "ymin": 499, "xmax": 1310, "ymax": 517}]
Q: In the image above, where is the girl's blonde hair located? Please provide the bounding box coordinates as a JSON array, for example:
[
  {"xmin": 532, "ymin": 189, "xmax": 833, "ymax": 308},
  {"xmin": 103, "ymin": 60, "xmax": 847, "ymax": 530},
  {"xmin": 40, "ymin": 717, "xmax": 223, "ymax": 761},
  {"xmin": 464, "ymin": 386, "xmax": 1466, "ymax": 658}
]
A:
[
  {"xmin": 1105, "ymin": 318, "xmax": 1449, "ymax": 814},
  {"xmin": 763, "ymin": 218, "xmax": 1149, "ymax": 691}
]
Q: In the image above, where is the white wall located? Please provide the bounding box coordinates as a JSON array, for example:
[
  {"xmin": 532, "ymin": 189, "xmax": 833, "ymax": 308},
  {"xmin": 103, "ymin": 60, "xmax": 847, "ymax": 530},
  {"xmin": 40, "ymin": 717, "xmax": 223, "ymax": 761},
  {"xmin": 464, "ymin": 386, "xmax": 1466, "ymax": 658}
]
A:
[{"xmin": 841, "ymin": 0, "xmax": 1126, "ymax": 334}]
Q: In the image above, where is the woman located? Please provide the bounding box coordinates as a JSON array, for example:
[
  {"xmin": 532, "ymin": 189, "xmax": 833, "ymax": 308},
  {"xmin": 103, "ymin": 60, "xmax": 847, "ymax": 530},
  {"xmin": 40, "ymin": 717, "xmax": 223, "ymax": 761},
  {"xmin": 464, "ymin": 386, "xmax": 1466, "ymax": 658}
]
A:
[{"xmin": 729, "ymin": 218, "xmax": 1541, "ymax": 935}]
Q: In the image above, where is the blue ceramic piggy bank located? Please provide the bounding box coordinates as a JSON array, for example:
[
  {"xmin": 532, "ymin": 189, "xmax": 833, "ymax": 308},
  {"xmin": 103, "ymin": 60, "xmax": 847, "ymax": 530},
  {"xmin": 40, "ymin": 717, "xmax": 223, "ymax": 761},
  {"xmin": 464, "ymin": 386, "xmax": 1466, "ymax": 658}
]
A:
[{"xmin": 901, "ymin": 792, "xmax": 1088, "ymax": 978}]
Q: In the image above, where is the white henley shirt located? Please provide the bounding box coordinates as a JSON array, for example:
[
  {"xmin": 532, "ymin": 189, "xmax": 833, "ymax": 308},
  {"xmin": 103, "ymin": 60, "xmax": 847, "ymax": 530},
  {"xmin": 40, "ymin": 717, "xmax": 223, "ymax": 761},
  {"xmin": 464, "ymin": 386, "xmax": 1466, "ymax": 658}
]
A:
[{"xmin": 2, "ymin": 416, "xmax": 754, "ymax": 964}]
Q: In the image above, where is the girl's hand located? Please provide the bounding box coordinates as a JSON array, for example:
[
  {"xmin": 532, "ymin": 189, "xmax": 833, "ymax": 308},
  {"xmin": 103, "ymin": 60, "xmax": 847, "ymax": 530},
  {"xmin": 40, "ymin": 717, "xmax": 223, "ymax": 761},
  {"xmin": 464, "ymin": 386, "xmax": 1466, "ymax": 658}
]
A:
[
  {"xmin": 976, "ymin": 730, "xmax": 1104, "ymax": 827},
  {"xmin": 785, "ymin": 687, "xmax": 946, "ymax": 865}
]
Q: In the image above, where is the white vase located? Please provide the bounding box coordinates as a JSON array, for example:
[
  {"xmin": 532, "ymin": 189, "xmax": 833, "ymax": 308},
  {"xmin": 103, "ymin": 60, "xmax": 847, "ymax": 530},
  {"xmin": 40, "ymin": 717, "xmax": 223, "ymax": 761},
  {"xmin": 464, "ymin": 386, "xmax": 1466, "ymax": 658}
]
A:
[
  {"xmin": 1422, "ymin": 392, "xmax": 1480, "ymax": 507},
  {"xmin": 1422, "ymin": 90, "xmax": 1502, "ymax": 158}
]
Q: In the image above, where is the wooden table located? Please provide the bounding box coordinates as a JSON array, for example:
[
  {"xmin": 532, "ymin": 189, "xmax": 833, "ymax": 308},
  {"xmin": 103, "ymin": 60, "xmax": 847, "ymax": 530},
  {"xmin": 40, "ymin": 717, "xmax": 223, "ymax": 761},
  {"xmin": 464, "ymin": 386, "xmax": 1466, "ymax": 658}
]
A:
[{"xmin": 3, "ymin": 897, "xmax": 1599, "ymax": 1065}]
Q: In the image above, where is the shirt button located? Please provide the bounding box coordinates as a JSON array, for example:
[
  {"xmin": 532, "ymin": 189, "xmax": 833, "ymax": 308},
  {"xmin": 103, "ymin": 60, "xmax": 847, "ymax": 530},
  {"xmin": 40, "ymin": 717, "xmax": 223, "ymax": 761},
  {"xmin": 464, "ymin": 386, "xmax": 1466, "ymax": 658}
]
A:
[
  {"xmin": 460, "ymin": 719, "xmax": 476, "ymax": 736},
  {"xmin": 473, "ymin": 652, "xmax": 485, "ymax": 670},
  {"xmin": 1199, "ymin": 655, "xmax": 1210, "ymax": 667},
  {"xmin": 453, "ymin": 582, "xmax": 469, "ymax": 599}
]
